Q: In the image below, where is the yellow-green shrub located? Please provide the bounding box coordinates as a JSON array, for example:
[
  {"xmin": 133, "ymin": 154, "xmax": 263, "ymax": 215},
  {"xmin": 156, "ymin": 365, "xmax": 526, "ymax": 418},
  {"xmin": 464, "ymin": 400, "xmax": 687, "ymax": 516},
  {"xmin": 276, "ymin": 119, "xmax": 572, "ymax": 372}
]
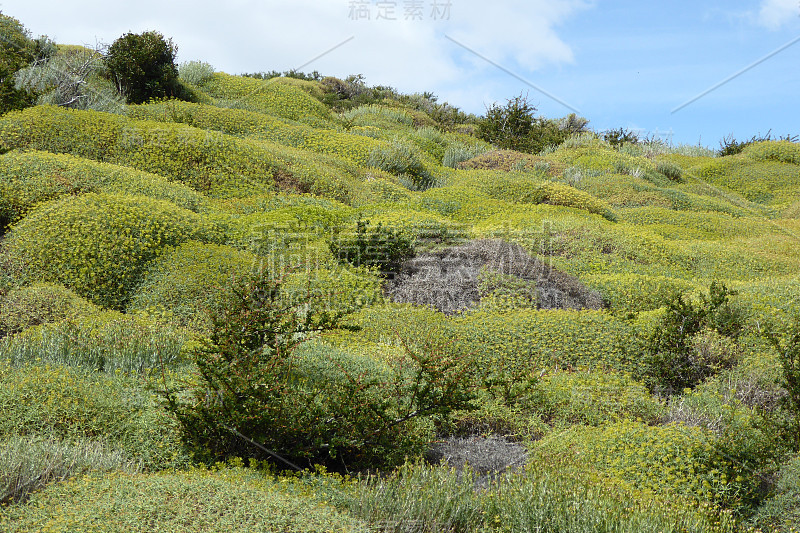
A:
[
  {"xmin": 198, "ymin": 72, "xmax": 332, "ymax": 121},
  {"xmin": 0, "ymin": 465, "xmax": 367, "ymax": 533},
  {"xmin": 4, "ymin": 193, "xmax": 220, "ymax": 309},
  {"xmin": 128, "ymin": 241, "xmax": 258, "ymax": 333},
  {"xmin": 689, "ymin": 156, "xmax": 800, "ymax": 206},
  {"xmin": 0, "ymin": 283, "xmax": 99, "ymax": 336},
  {"xmin": 583, "ymin": 272, "xmax": 699, "ymax": 314},
  {"xmin": 742, "ymin": 140, "xmax": 800, "ymax": 165},
  {"xmin": 0, "ymin": 106, "xmax": 285, "ymax": 197},
  {"xmin": 0, "ymin": 150, "xmax": 207, "ymax": 228},
  {"xmin": 530, "ymin": 369, "xmax": 664, "ymax": 427},
  {"xmin": 533, "ymin": 420, "xmax": 750, "ymax": 510},
  {"xmin": 0, "ymin": 362, "xmax": 188, "ymax": 470}
]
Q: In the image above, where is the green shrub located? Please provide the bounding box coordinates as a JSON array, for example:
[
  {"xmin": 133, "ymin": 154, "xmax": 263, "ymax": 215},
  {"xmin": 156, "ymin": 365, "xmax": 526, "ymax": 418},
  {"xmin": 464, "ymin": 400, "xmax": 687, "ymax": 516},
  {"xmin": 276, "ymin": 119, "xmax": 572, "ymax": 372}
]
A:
[
  {"xmin": 0, "ymin": 283, "xmax": 98, "ymax": 336},
  {"xmin": 104, "ymin": 31, "xmax": 181, "ymax": 104},
  {"xmin": 533, "ymin": 419, "xmax": 756, "ymax": 513},
  {"xmin": 0, "ymin": 311, "xmax": 187, "ymax": 375},
  {"xmin": 656, "ymin": 159, "xmax": 684, "ymax": 181},
  {"xmin": 748, "ymin": 454, "xmax": 800, "ymax": 532},
  {"xmin": 0, "ymin": 150, "xmax": 207, "ymax": 229},
  {"xmin": 0, "ymin": 362, "xmax": 189, "ymax": 470},
  {"xmin": 178, "ymin": 60, "xmax": 215, "ymax": 86},
  {"xmin": 643, "ymin": 282, "xmax": 745, "ymax": 395},
  {"xmin": 3, "ymin": 192, "xmax": 219, "ymax": 309},
  {"xmin": 1, "ymin": 434, "xmax": 139, "ymax": 505},
  {"xmin": 165, "ymin": 271, "xmax": 474, "ymax": 470},
  {"xmin": 329, "ymin": 218, "xmax": 415, "ymax": 274},
  {"xmin": 0, "ymin": 13, "xmax": 37, "ymax": 114},
  {"xmin": 0, "ymin": 465, "xmax": 367, "ymax": 533},
  {"xmin": 765, "ymin": 316, "xmax": 800, "ymax": 451},
  {"xmin": 367, "ymin": 139, "xmax": 434, "ymax": 190},
  {"xmin": 476, "ymin": 93, "xmax": 570, "ymax": 154},
  {"xmin": 129, "ymin": 241, "xmax": 258, "ymax": 333},
  {"xmin": 742, "ymin": 140, "xmax": 800, "ymax": 165},
  {"xmin": 530, "ymin": 368, "xmax": 665, "ymax": 427},
  {"xmin": 339, "ymin": 461, "xmax": 734, "ymax": 533}
]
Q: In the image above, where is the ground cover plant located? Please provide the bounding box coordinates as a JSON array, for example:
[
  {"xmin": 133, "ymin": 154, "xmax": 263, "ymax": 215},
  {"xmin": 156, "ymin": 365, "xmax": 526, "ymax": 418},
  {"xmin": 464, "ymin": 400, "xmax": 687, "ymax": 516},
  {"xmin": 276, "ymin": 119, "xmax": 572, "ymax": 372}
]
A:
[{"xmin": 2, "ymin": 14, "xmax": 800, "ymax": 531}]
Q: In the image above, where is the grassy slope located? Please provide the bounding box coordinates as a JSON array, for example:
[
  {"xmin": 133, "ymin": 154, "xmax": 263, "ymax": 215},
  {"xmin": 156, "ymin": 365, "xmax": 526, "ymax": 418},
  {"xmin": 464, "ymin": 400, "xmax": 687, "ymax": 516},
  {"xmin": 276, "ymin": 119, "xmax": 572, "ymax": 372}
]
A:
[{"xmin": 1, "ymin": 70, "xmax": 799, "ymax": 532}]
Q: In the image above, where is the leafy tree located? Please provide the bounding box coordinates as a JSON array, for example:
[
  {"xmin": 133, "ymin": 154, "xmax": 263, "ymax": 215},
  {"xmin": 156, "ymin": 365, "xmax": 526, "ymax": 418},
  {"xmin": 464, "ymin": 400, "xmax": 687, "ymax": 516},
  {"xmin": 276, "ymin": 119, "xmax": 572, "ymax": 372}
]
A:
[
  {"xmin": 0, "ymin": 12, "xmax": 37, "ymax": 114},
  {"xmin": 104, "ymin": 31, "xmax": 181, "ymax": 104},
  {"xmin": 476, "ymin": 93, "xmax": 573, "ymax": 154}
]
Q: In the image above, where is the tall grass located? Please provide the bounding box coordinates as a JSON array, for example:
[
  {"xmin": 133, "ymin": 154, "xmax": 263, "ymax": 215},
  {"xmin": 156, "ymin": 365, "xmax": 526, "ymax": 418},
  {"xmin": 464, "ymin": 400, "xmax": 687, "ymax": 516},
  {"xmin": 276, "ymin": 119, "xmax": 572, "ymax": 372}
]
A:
[
  {"xmin": 0, "ymin": 315, "xmax": 187, "ymax": 375},
  {"xmin": 1, "ymin": 434, "xmax": 139, "ymax": 505}
]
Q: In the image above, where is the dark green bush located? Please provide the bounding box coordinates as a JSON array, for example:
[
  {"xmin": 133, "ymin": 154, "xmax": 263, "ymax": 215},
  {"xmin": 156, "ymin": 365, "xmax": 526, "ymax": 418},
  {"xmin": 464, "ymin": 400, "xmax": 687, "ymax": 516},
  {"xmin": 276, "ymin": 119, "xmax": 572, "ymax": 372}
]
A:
[
  {"xmin": 765, "ymin": 317, "xmax": 800, "ymax": 451},
  {"xmin": 328, "ymin": 218, "xmax": 415, "ymax": 275},
  {"xmin": 104, "ymin": 31, "xmax": 181, "ymax": 104},
  {"xmin": 643, "ymin": 282, "xmax": 745, "ymax": 395},
  {"xmin": 603, "ymin": 127, "xmax": 640, "ymax": 148},
  {"xmin": 164, "ymin": 270, "xmax": 474, "ymax": 471},
  {"xmin": 476, "ymin": 93, "xmax": 569, "ymax": 154}
]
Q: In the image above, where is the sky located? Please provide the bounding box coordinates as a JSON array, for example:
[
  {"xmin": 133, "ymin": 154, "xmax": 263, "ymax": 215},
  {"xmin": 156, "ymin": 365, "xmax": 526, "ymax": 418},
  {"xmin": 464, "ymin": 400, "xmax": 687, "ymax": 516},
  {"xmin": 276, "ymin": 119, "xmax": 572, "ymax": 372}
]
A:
[{"xmin": 1, "ymin": 0, "xmax": 799, "ymax": 147}]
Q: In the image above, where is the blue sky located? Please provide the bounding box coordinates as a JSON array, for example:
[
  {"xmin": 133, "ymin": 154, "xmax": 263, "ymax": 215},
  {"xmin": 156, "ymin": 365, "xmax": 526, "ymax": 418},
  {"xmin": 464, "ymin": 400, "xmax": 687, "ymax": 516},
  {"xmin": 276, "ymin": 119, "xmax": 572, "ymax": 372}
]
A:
[{"xmin": 2, "ymin": 0, "xmax": 798, "ymax": 146}]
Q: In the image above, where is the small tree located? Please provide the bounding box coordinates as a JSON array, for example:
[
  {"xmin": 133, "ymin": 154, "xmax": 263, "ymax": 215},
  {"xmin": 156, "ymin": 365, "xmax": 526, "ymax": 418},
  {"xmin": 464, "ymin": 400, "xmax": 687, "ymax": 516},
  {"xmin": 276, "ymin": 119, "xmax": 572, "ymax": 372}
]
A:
[
  {"xmin": 163, "ymin": 269, "xmax": 474, "ymax": 471},
  {"xmin": 104, "ymin": 31, "xmax": 180, "ymax": 104},
  {"xmin": 477, "ymin": 93, "xmax": 536, "ymax": 152}
]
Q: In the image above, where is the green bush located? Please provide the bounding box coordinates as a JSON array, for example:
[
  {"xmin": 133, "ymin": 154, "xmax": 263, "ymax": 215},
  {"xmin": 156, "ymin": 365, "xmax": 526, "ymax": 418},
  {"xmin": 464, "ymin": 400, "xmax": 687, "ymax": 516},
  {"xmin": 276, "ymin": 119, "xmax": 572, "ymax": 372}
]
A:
[
  {"xmin": 165, "ymin": 271, "xmax": 474, "ymax": 470},
  {"xmin": 178, "ymin": 60, "xmax": 215, "ymax": 86},
  {"xmin": 367, "ymin": 139, "xmax": 434, "ymax": 190},
  {"xmin": 3, "ymin": 192, "xmax": 220, "ymax": 309},
  {"xmin": 104, "ymin": 31, "xmax": 181, "ymax": 104},
  {"xmin": 0, "ymin": 13, "xmax": 37, "ymax": 114},
  {"xmin": 0, "ymin": 361, "xmax": 189, "ymax": 470},
  {"xmin": 1, "ymin": 434, "xmax": 139, "ymax": 505},
  {"xmin": 530, "ymin": 368, "xmax": 665, "ymax": 427},
  {"xmin": 328, "ymin": 218, "xmax": 415, "ymax": 274},
  {"xmin": 0, "ymin": 311, "xmax": 187, "ymax": 375},
  {"xmin": 339, "ymin": 461, "xmax": 734, "ymax": 533},
  {"xmin": 643, "ymin": 282, "xmax": 745, "ymax": 395},
  {"xmin": 656, "ymin": 159, "xmax": 684, "ymax": 181},
  {"xmin": 748, "ymin": 454, "xmax": 800, "ymax": 532},
  {"xmin": 0, "ymin": 465, "xmax": 367, "ymax": 533},
  {"xmin": 0, "ymin": 283, "xmax": 98, "ymax": 336},
  {"xmin": 0, "ymin": 150, "xmax": 207, "ymax": 230},
  {"xmin": 476, "ymin": 93, "xmax": 570, "ymax": 154},
  {"xmin": 129, "ymin": 241, "xmax": 258, "ymax": 333}
]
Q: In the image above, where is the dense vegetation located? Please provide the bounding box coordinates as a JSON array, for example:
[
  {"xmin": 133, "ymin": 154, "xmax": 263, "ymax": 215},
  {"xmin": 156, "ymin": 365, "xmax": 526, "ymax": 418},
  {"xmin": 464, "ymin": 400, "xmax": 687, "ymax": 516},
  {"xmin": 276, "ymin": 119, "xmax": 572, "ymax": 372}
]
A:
[{"xmin": 1, "ymin": 12, "xmax": 800, "ymax": 532}]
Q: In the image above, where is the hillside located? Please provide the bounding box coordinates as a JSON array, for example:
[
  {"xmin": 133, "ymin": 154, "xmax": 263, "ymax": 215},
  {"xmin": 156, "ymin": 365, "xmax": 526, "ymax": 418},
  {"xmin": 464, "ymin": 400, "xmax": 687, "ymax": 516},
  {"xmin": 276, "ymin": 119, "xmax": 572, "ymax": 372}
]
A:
[{"xmin": 1, "ymin": 38, "xmax": 800, "ymax": 532}]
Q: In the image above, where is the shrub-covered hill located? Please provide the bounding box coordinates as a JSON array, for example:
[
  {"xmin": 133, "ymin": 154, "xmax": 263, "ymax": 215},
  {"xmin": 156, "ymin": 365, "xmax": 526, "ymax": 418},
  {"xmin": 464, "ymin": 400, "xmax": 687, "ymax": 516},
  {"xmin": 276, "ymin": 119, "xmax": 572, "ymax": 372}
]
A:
[{"xmin": 2, "ymin": 51, "xmax": 800, "ymax": 532}]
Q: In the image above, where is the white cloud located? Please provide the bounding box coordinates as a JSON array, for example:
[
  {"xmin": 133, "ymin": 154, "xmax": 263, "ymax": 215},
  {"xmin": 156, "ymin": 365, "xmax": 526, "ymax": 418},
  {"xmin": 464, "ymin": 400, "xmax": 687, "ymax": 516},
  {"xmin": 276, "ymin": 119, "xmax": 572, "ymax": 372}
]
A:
[
  {"xmin": 0, "ymin": 0, "xmax": 591, "ymax": 99},
  {"xmin": 756, "ymin": 0, "xmax": 799, "ymax": 29}
]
